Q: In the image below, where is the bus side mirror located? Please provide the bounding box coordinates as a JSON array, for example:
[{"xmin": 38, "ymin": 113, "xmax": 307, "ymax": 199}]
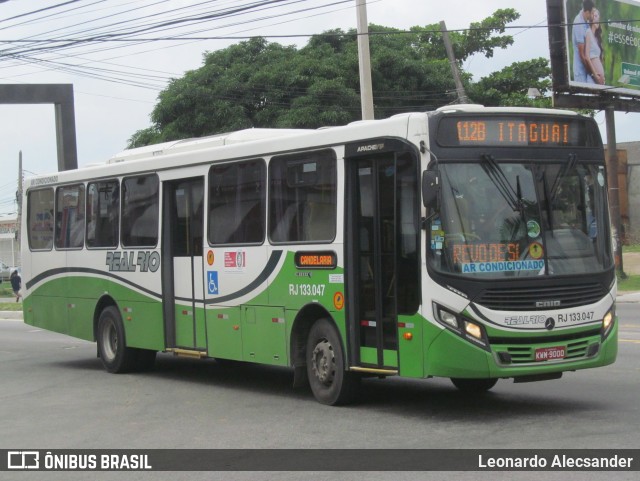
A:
[{"xmin": 422, "ymin": 170, "xmax": 439, "ymax": 208}]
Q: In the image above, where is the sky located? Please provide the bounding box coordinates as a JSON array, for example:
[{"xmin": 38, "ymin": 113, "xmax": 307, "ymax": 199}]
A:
[{"xmin": 0, "ymin": 0, "xmax": 637, "ymax": 218}]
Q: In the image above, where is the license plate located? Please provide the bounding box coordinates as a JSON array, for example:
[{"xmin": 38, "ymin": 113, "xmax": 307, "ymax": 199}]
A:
[{"xmin": 535, "ymin": 346, "xmax": 566, "ymax": 361}]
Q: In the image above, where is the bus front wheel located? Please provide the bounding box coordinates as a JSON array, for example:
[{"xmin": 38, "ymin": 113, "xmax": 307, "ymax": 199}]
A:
[
  {"xmin": 451, "ymin": 378, "xmax": 498, "ymax": 393},
  {"xmin": 97, "ymin": 306, "xmax": 137, "ymax": 373},
  {"xmin": 306, "ymin": 318, "xmax": 359, "ymax": 405}
]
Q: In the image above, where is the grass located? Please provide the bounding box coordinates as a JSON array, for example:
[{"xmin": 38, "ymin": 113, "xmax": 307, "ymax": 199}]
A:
[
  {"xmin": 0, "ymin": 286, "xmax": 14, "ymax": 297},
  {"xmin": 618, "ymin": 273, "xmax": 640, "ymax": 292},
  {"xmin": 0, "ymin": 302, "xmax": 22, "ymax": 311},
  {"xmin": 623, "ymin": 244, "xmax": 640, "ymax": 253}
]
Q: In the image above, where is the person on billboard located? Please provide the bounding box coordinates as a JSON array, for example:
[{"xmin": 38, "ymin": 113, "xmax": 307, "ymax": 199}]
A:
[
  {"xmin": 585, "ymin": 8, "xmax": 605, "ymax": 84},
  {"xmin": 572, "ymin": 0, "xmax": 596, "ymax": 83}
]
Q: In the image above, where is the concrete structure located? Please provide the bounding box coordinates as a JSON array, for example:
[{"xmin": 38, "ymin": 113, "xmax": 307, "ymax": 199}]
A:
[
  {"xmin": 0, "ymin": 84, "xmax": 78, "ymax": 171},
  {"xmin": 608, "ymin": 142, "xmax": 640, "ymax": 243}
]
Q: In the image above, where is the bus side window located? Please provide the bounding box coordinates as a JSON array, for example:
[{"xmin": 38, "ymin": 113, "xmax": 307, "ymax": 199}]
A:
[
  {"xmin": 269, "ymin": 150, "xmax": 337, "ymax": 244},
  {"xmin": 27, "ymin": 188, "xmax": 54, "ymax": 251},
  {"xmin": 86, "ymin": 180, "xmax": 119, "ymax": 248},
  {"xmin": 208, "ymin": 159, "xmax": 265, "ymax": 245},
  {"xmin": 121, "ymin": 174, "xmax": 159, "ymax": 247},
  {"xmin": 55, "ymin": 184, "xmax": 85, "ymax": 249}
]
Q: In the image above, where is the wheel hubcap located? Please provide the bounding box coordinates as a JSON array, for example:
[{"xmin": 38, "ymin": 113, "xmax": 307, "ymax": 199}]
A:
[{"xmin": 311, "ymin": 340, "xmax": 335, "ymax": 385}]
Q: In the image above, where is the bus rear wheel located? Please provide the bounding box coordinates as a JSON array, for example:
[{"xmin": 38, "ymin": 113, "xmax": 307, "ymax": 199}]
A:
[
  {"xmin": 451, "ymin": 378, "xmax": 498, "ymax": 393},
  {"xmin": 306, "ymin": 318, "xmax": 359, "ymax": 405},
  {"xmin": 97, "ymin": 306, "xmax": 137, "ymax": 373}
]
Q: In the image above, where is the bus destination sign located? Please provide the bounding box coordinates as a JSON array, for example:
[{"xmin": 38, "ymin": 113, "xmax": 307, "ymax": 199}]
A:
[{"xmin": 438, "ymin": 117, "xmax": 588, "ymax": 147}]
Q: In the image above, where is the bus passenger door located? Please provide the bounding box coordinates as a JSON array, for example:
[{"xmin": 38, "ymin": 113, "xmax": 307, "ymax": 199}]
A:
[
  {"xmin": 162, "ymin": 177, "xmax": 205, "ymax": 350},
  {"xmin": 346, "ymin": 150, "xmax": 420, "ymax": 371}
]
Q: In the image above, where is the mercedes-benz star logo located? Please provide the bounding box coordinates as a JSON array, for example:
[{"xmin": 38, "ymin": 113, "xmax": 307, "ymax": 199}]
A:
[{"xmin": 545, "ymin": 317, "xmax": 555, "ymax": 330}]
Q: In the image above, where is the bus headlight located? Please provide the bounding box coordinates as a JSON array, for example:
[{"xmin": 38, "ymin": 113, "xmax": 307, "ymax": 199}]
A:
[
  {"xmin": 602, "ymin": 309, "xmax": 614, "ymax": 338},
  {"xmin": 439, "ymin": 309, "xmax": 459, "ymax": 330},
  {"xmin": 433, "ymin": 304, "xmax": 461, "ymax": 332},
  {"xmin": 464, "ymin": 320, "xmax": 483, "ymax": 341},
  {"xmin": 433, "ymin": 303, "xmax": 489, "ymax": 350}
]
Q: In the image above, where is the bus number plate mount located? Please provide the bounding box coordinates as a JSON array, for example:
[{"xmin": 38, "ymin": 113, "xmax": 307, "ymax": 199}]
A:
[{"xmin": 534, "ymin": 346, "xmax": 566, "ymax": 362}]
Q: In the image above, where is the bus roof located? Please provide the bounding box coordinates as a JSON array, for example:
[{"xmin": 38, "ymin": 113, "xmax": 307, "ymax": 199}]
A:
[
  {"xmin": 434, "ymin": 104, "xmax": 580, "ymax": 117},
  {"xmin": 107, "ymin": 128, "xmax": 312, "ymax": 164}
]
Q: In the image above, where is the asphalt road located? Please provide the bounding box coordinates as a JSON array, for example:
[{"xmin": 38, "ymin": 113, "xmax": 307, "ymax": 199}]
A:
[{"xmin": 0, "ymin": 305, "xmax": 638, "ymax": 481}]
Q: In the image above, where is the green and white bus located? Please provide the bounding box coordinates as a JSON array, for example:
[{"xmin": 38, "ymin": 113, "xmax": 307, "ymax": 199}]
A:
[{"xmin": 22, "ymin": 105, "xmax": 617, "ymax": 405}]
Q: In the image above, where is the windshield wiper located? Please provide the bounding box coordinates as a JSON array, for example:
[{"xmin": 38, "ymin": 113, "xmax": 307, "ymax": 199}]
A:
[
  {"xmin": 541, "ymin": 170, "xmax": 554, "ymax": 234},
  {"xmin": 480, "ymin": 154, "xmax": 519, "ymax": 211},
  {"xmin": 550, "ymin": 153, "xmax": 578, "ymax": 202}
]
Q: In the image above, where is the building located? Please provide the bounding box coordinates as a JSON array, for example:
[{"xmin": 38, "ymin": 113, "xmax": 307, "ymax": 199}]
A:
[{"xmin": 0, "ymin": 215, "xmax": 20, "ymax": 269}]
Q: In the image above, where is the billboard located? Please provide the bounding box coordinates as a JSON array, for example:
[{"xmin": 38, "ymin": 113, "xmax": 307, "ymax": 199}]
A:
[{"xmin": 564, "ymin": 0, "xmax": 640, "ymax": 96}]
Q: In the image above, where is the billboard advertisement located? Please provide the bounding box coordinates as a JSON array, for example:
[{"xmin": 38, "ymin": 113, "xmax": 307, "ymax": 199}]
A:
[{"xmin": 564, "ymin": 0, "xmax": 640, "ymax": 96}]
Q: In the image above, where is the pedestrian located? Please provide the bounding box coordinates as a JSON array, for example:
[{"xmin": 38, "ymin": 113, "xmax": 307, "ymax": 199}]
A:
[{"xmin": 10, "ymin": 269, "xmax": 21, "ymax": 303}]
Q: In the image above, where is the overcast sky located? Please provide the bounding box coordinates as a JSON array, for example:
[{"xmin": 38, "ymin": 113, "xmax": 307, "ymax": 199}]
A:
[{"xmin": 0, "ymin": 0, "xmax": 637, "ymax": 216}]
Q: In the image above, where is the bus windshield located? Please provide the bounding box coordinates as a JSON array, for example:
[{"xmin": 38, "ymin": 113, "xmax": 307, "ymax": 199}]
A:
[{"xmin": 428, "ymin": 160, "xmax": 613, "ymax": 279}]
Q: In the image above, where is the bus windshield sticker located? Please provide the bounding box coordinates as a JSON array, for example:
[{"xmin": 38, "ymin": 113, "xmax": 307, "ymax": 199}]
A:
[
  {"xmin": 528, "ymin": 242, "xmax": 544, "ymax": 259},
  {"xmin": 431, "ymin": 218, "xmax": 444, "ymax": 251},
  {"xmin": 527, "ymin": 220, "xmax": 541, "ymax": 238}
]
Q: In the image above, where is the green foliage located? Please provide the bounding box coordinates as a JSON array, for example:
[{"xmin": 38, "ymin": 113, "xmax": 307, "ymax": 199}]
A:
[
  {"xmin": 0, "ymin": 302, "xmax": 21, "ymax": 311},
  {"xmin": 0, "ymin": 286, "xmax": 14, "ymax": 297},
  {"xmin": 468, "ymin": 58, "xmax": 552, "ymax": 107},
  {"xmin": 128, "ymin": 9, "xmax": 553, "ymax": 148},
  {"xmin": 618, "ymin": 274, "xmax": 640, "ymax": 292}
]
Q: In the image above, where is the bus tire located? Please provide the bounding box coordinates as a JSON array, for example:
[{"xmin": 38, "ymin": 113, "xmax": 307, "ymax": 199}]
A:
[
  {"xmin": 450, "ymin": 378, "xmax": 498, "ymax": 393},
  {"xmin": 306, "ymin": 318, "xmax": 359, "ymax": 405},
  {"xmin": 97, "ymin": 306, "xmax": 137, "ymax": 373}
]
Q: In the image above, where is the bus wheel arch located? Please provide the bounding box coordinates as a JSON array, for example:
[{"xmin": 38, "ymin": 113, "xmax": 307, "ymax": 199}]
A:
[
  {"xmin": 289, "ymin": 303, "xmax": 332, "ymax": 387},
  {"xmin": 93, "ymin": 295, "xmax": 119, "ymax": 342}
]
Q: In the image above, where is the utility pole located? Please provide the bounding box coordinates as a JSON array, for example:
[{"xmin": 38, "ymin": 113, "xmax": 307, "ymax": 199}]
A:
[
  {"xmin": 15, "ymin": 151, "xmax": 23, "ymax": 266},
  {"xmin": 605, "ymin": 106, "xmax": 625, "ymax": 278},
  {"xmin": 440, "ymin": 21, "xmax": 469, "ymax": 104},
  {"xmin": 355, "ymin": 0, "xmax": 374, "ymax": 120}
]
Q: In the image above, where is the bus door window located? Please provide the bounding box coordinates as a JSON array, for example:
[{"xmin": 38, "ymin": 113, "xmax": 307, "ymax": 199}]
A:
[{"xmin": 173, "ymin": 181, "xmax": 203, "ymax": 257}]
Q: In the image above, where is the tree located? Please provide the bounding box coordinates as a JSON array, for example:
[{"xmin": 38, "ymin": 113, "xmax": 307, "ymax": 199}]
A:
[
  {"xmin": 468, "ymin": 58, "xmax": 552, "ymax": 107},
  {"xmin": 128, "ymin": 9, "xmax": 551, "ymax": 147}
]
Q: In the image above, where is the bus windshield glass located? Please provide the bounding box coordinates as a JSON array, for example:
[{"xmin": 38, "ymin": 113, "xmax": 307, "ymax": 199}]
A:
[{"xmin": 428, "ymin": 160, "xmax": 612, "ymax": 279}]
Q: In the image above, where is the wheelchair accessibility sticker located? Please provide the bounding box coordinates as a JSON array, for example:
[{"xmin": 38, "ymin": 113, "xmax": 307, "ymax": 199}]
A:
[{"xmin": 207, "ymin": 271, "xmax": 219, "ymax": 295}]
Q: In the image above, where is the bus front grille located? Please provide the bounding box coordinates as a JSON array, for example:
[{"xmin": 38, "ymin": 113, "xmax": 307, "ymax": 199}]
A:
[
  {"xmin": 492, "ymin": 336, "xmax": 599, "ymax": 365},
  {"xmin": 474, "ymin": 283, "xmax": 607, "ymax": 311}
]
